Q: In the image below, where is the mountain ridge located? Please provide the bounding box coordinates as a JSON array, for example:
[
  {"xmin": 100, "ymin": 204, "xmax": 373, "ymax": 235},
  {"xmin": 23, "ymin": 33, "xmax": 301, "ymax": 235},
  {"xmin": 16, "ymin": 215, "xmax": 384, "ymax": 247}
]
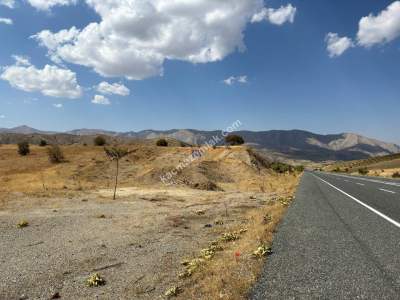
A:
[{"xmin": 0, "ymin": 126, "xmax": 399, "ymax": 162}]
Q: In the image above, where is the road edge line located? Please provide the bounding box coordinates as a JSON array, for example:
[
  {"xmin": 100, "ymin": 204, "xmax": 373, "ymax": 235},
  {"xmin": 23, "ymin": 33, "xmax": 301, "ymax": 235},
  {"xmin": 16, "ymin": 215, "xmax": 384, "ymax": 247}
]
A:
[{"xmin": 313, "ymin": 174, "xmax": 400, "ymax": 229}]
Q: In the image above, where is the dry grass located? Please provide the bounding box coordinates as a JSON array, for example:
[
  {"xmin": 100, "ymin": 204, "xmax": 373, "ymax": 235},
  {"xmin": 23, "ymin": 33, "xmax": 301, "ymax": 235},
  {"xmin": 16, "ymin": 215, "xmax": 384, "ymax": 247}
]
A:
[
  {"xmin": 0, "ymin": 143, "xmax": 301, "ymax": 299},
  {"xmin": 177, "ymin": 202, "xmax": 288, "ymax": 299},
  {"xmin": 325, "ymin": 153, "xmax": 400, "ymax": 179},
  {"xmin": 172, "ymin": 179, "xmax": 299, "ymax": 300}
]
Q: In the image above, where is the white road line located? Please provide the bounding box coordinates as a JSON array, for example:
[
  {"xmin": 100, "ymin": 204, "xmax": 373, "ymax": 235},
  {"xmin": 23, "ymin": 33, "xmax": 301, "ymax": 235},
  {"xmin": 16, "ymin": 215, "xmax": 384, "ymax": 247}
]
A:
[
  {"xmin": 313, "ymin": 174, "xmax": 400, "ymax": 229},
  {"xmin": 379, "ymin": 188, "xmax": 396, "ymax": 194},
  {"xmin": 322, "ymin": 172, "xmax": 400, "ymax": 188},
  {"xmin": 356, "ymin": 183, "xmax": 365, "ymax": 186}
]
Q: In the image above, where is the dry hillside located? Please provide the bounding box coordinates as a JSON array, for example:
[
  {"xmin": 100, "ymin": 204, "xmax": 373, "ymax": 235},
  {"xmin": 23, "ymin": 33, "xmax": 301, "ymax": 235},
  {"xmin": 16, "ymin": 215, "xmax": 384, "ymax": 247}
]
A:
[
  {"xmin": 0, "ymin": 143, "xmax": 300, "ymax": 300},
  {"xmin": 325, "ymin": 153, "xmax": 400, "ymax": 178}
]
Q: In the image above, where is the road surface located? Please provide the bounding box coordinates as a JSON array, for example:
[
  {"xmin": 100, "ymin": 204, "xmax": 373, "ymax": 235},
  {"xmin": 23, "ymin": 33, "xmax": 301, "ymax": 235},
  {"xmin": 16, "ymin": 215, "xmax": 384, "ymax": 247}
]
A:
[{"xmin": 251, "ymin": 171, "xmax": 400, "ymax": 299}]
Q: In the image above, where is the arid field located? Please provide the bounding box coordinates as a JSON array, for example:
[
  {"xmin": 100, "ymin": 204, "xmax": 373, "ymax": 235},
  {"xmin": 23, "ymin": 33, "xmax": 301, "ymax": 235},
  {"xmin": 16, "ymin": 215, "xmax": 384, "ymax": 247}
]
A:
[
  {"xmin": 325, "ymin": 153, "xmax": 400, "ymax": 178},
  {"xmin": 0, "ymin": 143, "xmax": 300, "ymax": 299}
]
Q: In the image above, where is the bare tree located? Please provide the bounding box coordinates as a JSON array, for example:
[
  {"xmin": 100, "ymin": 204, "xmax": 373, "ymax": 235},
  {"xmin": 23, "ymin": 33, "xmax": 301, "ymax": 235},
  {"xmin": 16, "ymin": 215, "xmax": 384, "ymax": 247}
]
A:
[{"xmin": 104, "ymin": 147, "xmax": 129, "ymax": 200}]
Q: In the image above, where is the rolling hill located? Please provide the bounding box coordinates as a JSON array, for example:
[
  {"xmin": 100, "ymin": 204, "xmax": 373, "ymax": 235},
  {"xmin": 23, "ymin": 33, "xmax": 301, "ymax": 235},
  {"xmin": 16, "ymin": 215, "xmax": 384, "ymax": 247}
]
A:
[{"xmin": 0, "ymin": 126, "xmax": 399, "ymax": 162}]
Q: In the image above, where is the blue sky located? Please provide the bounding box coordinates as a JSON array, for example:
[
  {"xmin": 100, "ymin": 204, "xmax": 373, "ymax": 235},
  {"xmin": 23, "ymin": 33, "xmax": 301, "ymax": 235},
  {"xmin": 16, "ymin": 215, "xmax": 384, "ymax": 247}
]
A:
[{"xmin": 0, "ymin": 0, "xmax": 399, "ymax": 144}]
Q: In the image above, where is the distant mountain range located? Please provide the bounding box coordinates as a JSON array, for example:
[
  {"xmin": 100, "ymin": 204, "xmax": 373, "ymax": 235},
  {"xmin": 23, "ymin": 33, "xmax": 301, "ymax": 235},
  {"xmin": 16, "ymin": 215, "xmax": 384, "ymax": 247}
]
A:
[{"xmin": 1, "ymin": 126, "xmax": 399, "ymax": 162}]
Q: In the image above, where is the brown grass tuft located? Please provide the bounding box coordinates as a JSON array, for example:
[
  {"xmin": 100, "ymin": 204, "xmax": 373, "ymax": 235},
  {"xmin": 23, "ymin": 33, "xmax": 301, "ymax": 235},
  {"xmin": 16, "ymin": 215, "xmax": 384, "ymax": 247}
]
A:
[{"xmin": 177, "ymin": 194, "xmax": 297, "ymax": 299}]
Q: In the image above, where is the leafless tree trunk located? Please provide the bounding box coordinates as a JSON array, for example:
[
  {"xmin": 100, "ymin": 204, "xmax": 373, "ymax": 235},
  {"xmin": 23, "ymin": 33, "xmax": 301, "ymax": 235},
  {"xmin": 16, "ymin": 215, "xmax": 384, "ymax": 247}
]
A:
[{"xmin": 113, "ymin": 159, "xmax": 119, "ymax": 200}]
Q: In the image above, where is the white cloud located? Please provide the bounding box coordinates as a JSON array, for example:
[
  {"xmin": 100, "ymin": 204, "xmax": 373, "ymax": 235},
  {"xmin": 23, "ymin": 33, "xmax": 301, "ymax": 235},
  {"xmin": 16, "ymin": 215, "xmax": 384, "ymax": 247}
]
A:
[
  {"xmin": 53, "ymin": 103, "xmax": 63, "ymax": 108},
  {"xmin": 0, "ymin": 114, "xmax": 5, "ymax": 119},
  {"xmin": 0, "ymin": 18, "xmax": 13, "ymax": 25},
  {"xmin": 251, "ymin": 4, "xmax": 296, "ymax": 25},
  {"xmin": 325, "ymin": 33, "xmax": 354, "ymax": 57},
  {"xmin": 357, "ymin": 1, "xmax": 400, "ymax": 47},
  {"xmin": 0, "ymin": 0, "xmax": 15, "ymax": 8},
  {"xmin": 12, "ymin": 55, "xmax": 31, "ymax": 66},
  {"xmin": 92, "ymin": 94, "xmax": 110, "ymax": 105},
  {"xmin": 223, "ymin": 75, "xmax": 248, "ymax": 86},
  {"xmin": 33, "ymin": 0, "xmax": 296, "ymax": 80},
  {"xmin": 1, "ymin": 56, "xmax": 82, "ymax": 99},
  {"xmin": 97, "ymin": 81, "xmax": 130, "ymax": 96},
  {"xmin": 26, "ymin": 0, "xmax": 77, "ymax": 11}
]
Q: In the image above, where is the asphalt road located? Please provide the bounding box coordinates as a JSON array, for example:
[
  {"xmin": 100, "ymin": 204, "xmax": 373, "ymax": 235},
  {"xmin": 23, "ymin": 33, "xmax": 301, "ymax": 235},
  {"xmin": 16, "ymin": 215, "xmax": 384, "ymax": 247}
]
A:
[{"xmin": 250, "ymin": 171, "xmax": 400, "ymax": 299}]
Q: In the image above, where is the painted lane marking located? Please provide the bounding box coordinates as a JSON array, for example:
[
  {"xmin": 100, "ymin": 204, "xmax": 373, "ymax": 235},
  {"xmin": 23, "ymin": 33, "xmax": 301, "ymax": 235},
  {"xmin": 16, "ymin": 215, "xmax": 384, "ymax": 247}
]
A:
[
  {"xmin": 313, "ymin": 174, "xmax": 400, "ymax": 229},
  {"xmin": 322, "ymin": 172, "xmax": 400, "ymax": 188},
  {"xmin": 356, "ymin": 183, "xmax": 365, "ymax": 186},
  {"xmin": 379, "ymin": 188, "xmax": 396, "ymax": 194}
]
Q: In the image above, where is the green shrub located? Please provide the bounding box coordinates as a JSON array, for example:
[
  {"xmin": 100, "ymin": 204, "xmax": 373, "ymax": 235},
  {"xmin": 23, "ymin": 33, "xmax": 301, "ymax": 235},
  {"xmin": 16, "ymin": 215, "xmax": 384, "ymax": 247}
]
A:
[
  {"xmin": 17, "ymin": 141, "xmax": 30, "ymax": 156},
  {"xmin": 39, "ymin": 139, "xmax": 47, "ymax": 147},
  {"xmin": 47, "ymin": 144, "xmax": 65, "ymax": 163},
  {"xmin": 294, "ymin": 165, "xmax": 305, "ymax": 172},
  {"xmin": 94, "ymin": 136, "xmax": 106, "ymax": 146},
  {"xmin": 392, "ymin": 172, "xmax": 400, "ymax": 178},
  {"xmin": 225, "ymin": 134, "xmax": 244, "ymax": 146},
  {"xmin": 358, "ymin": 167, "xmax": 369, "ymax": 175},
  {"xmin": 333, "ymin": 167, "xmax": 341, "ymax": 173},
  {"xmin": 271, "ymin": 162, "xmax": 293, "ymax": 174},
  {"xmin": 156, "ymin": 138, "xmax": 168, "ymax": 147}
]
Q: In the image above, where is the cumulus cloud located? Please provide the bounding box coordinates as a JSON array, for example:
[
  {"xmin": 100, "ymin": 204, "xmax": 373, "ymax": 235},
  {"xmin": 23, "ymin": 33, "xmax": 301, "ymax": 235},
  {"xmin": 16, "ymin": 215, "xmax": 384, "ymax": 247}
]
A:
[
  {"xmin": 0, "ymin": 17, "xmax": 13, "ymax": 25},
  {"xmin": 325, "ymin": 33, "xmax": 354, "ymax": 57},
  {"xmin": 92, "ymin": 94, "xmax": 110, "ymax": 105},
  {"xmin": 26, "ymin": 0, "xmax": 77, "ymax": 11},
  {"xmin": 326, "ymin": 2, "xmax": 400, "ymax": 57},
  {"xmin": 0, "ymin": 0, "xmax": 15, "ymax": 8},
  {"xmin": 12, "ymin": 55, "xmax": 31, "ymax": 66},
  {"xmin": 357, "ymin": 1, "xmax": 400, "ymax": 47},
  {"xmin": 97, "ymin": 81, "xmax": 130, "ymax": 96},
  {"xmin": 33, "ymin": 0, "xmax": 296, "ymax": 80},
  {"xmin": 1, "ymin": 56, "xmax": 82, "ymax": 99},
  {"xmin": 223, "ymin": 75, "xmax": 248, "ymax": 86},
  {"xmin": 251, "ymin": 4, "xmax": 296, "ymax": 25},
  {"xmin": 53, "ymin": 103, "xmax": 63, "ymax": 108}
]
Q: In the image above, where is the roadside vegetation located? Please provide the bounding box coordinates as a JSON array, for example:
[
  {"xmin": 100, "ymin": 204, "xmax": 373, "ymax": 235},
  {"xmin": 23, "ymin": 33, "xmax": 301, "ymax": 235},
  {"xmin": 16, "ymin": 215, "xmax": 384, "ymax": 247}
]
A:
[{"xmin": 326, "ymin": 152, "xmax": 400, "ymax": 179}]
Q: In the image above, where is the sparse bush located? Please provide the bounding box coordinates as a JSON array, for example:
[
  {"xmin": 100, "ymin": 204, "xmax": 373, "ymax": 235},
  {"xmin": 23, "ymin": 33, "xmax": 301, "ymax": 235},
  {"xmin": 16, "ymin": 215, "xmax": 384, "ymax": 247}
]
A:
[
  {"xmin": 94, "ymin": 136, "xmax": 106, "ymax": 146},
  {"xmin": 17, "ymin": 220, "xmax": 29, "ymax": 228},
  {"xmin": 294, "ymin": 165, "xmax": 305, "ymax": 172},
  {"xmin": 225, "ymin": 134, "xmax": 244, "ymax": 146},
  {"xmin": 17, "ymin": 141, "xmax": 30, "ymax": 156},
  {"xmin": 358, "ymin": 167, "xmax": 369, "ymax": 175},
  {"xmin": 271, "ymin": 162, "xmax": 293, "ymax": 174},
  {"xmin": 252, "ymin": 244, "xmax": 272, "ymax": 258},
  {"xmin": 86, "ymin": 273, "xmax": 106, "ymax": 287},
  {"xmin": 333, "ymin": 167, "xmax": 341, "ymax": 173},
  {"xmin": 392, "ymin": 172, "xmax": 400, "ymax": 178},
  {"xmin": 47, "ymin": 144, "xmax": 65, "ymax": 164},
  {"xmin": 156, "ymin": 138, "xmax": 168, "ymax": 147},
  {"xmin": 39, "ymin": 139, "xmax": 47, "ymax": 147}
]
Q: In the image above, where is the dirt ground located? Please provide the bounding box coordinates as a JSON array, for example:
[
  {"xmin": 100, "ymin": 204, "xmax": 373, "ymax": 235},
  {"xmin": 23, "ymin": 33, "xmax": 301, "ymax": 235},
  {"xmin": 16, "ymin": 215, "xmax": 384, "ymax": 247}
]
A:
[{"xmin": 0, "ymin": 144, "xmax": 300, "ymax": 299}]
